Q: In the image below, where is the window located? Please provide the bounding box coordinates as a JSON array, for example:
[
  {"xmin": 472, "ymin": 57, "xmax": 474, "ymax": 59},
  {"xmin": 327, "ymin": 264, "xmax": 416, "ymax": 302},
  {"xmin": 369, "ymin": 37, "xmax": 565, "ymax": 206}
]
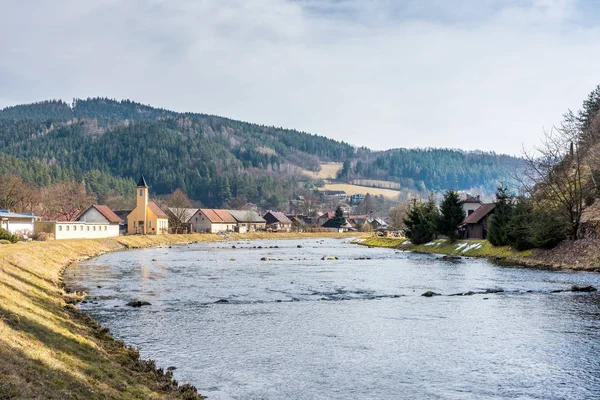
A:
[
  {"xmin": 139, "ymin": 189, "xmax": 143, "ymax": 196},
  {"xmin": 148, "ymin": 221, "xmax": 152, "ymax": 228},
  {"xmin": 133, "ymin": 221, "xmax": 136, "ymax": 228},
  {"xmin": 80, "ymin": 226, "xmax": 84, "ymax": 231},
  {"xmin": 468, "ymin": 210, "xmax": 474, "ymax": 216},
  {"xmin": 66, "ymin": 225, "xmax": 70, "ymax": 231},
  {"xmin": 93, "ymin": 226, "xmax": 96, "ymax": 231},
  {"xmin": 58, "ymin": 225, "xmax": 62, "ymax": 231},
  {"xmin": 87, "ymin": 226, "xmax": 90, "ymax": 231}
]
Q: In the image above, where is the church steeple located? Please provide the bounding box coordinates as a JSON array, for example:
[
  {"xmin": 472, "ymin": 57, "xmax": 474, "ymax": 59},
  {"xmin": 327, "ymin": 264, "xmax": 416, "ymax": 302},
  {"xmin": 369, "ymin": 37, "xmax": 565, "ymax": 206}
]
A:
[{"xmin": 137, "ymin": 174, "xmax": 148, "ymax": 188}]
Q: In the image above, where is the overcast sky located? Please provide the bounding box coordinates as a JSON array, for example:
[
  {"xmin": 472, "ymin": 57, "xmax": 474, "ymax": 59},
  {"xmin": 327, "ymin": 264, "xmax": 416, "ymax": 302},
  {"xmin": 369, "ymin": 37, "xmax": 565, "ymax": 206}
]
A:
[{"xmin": 1, "ymin": 0, "xmax": 599, "ymax": 155}]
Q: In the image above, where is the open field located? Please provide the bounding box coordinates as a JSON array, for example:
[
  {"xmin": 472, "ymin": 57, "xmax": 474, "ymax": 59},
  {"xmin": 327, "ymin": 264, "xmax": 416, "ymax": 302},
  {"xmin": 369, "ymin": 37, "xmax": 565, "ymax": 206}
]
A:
[
  {"xmin": 300, "ymin": 162, "xmax": 344, "ymax": 180},
  {"xmin": 322, "ymin": 183, "xmax": 402, "ymax": 199},
  {"xmin": 351, "ymin": 179, "xmax": 401, "ymax": 190},
  {"xmin": 0, "ymin": 232, "xmax": 361, "ymax": 399}
]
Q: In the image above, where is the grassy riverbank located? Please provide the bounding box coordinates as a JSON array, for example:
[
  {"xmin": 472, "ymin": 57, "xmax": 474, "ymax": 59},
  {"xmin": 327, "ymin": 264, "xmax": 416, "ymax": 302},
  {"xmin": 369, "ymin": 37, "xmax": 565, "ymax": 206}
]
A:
[
  {"xmin": 0, "ymin": 232, "xmax": 360, "ymax": 399},
  {"xmin": 356, "ymin": 236, "xmax": 600, "ymax": 271}
]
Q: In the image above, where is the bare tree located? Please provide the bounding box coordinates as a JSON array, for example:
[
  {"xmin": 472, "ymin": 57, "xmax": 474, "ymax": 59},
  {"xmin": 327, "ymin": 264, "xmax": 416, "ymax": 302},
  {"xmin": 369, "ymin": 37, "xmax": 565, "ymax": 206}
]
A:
[
  {"xmin": 41, "ymin": 181, "xmax": 95, "ymax": 221},
  {"xmin": 521, "ymin": 124, "xmax": 594, "ymax": 240},
  {"xmin": 167, "ymin": 188, "xmax": 194, "ymax": 233},
  {"xmin": 0, "ymin": 174, "xmax": 29, "ymax": 211},
  {"xmin": 389, "ymin": 202, "xmax": 409, "ymax": 231}
]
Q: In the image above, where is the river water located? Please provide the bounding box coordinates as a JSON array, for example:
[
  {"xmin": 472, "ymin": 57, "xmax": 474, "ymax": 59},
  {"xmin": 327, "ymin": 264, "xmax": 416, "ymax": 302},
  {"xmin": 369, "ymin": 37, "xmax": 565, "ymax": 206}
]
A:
[{"xmin": 65, "ymin": 238, "xmax": 600, "ymax": 400}]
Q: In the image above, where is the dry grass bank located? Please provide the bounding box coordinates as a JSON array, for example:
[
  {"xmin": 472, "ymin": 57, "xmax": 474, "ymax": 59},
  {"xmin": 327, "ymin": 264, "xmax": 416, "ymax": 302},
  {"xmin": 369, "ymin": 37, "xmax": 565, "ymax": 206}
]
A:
[
  {"xmin": 0, "ymin": 231, "xmax": 360, "ymax": 399},
  {"xmin": 356, "ymin": 236, "xmax": 600, "ymax": 271}
]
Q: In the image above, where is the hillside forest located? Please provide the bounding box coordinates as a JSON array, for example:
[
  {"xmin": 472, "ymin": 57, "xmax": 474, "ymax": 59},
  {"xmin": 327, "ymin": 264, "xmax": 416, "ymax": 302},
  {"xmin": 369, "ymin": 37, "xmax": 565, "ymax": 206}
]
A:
[{"xmin": 0, "ymin": 98, "xmax": 522, "ymax": 212}]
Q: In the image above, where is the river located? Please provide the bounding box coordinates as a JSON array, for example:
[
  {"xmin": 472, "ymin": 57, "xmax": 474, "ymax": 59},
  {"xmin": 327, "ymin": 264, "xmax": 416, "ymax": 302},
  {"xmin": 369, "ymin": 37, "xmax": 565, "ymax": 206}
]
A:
[{"xmin": 65, "ymin": 238, "xmax": 600, "ymax": 400}]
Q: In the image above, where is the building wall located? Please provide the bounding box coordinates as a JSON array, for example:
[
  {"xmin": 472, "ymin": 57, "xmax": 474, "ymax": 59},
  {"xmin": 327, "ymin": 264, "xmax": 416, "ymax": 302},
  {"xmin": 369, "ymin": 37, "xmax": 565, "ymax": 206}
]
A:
[
  {"xmin": 189, "ymin": 211, "xmax": 232, "ymax": 233},
  {"xmin": 1, "ymin": 218, "xmax": 34, "ymax": 235},
  {"xmin": 466, "ymin": 223, "xmax": 485, "ymax": 239},
  {"xmin": 34, "ymin": 222, "xmax": 120, "ymax": 240},
  {"xmin": 78, "ymin": 207, "xmax": 108, "ymax": 223},
  {"xmin": 462, "ymin": 203, "xmax": 481, "ymax": 216},
  {"xmin": 146, "ymin": 208, "xmax": 169, "ymax": 235}
]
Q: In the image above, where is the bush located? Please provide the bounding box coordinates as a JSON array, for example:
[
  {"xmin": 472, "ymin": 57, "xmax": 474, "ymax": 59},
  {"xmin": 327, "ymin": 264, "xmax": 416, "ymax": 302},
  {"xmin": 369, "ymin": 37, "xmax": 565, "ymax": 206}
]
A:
[
  {"xmin": 32, "ymin": 231, "xmax": 53, "ymax": 241},
  {"xmin": 0, "ymin": 228, "xmax": 18, "ymax": 243},
  {"xmin": 0, "ymin": 239, "xmax": 11, "ymax": 245}
]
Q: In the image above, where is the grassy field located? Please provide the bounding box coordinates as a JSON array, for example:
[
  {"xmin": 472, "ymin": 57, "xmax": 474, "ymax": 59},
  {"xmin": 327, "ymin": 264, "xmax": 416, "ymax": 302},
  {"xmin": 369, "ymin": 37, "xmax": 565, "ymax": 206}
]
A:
[
  {"xmin": 357, "ymin": 237, "xmax": 536, "ymax": 259},
  {"xmin": 356, "ymin": 236, "xmax": 600, "ymax": 271},
  {"xmin": 299, "ymin": 162, "xmax": 343, "ymax": 179},
  {"xmin": 351, "ymin": 179, "xmax": 401, "ymax": 190},
  {"xmin": 322, "ymin": 183, "xmax": 402, "ymax": 199},
  {"xmin": 0, "ymin": 232, "xmax": 361, "ymax": 399}
]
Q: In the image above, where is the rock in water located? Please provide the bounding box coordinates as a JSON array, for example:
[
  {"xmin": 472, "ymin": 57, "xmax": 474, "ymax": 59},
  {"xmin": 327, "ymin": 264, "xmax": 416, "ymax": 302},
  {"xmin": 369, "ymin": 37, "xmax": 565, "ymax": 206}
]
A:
[
  {"xmin": 214, "ymin": 299, "xmax": 229, "ymax": 304},
  {"xmin": 421, "ymin": 291, "xmax": 442, "ymax": 297},
  {"xmin": 571, "ymin": 285, "xmax": 597, "ymax": 292},
  {"xmin": 126, "ymin": 300, "xmax": 151, "ymax": 307}
]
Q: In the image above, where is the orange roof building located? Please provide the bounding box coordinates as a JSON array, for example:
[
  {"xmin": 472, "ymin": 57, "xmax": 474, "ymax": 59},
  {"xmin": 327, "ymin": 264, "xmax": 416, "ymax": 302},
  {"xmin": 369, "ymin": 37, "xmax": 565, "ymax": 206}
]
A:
[{"xmin": 126, "ymin": 175, "xmax": 169, "ymax": 235}]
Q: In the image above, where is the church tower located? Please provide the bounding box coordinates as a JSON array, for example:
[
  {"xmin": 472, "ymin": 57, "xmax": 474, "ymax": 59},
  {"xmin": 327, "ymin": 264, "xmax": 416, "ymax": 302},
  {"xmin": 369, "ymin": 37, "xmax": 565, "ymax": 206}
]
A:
[{"xmin": 136, "ymin": 175, "xmax": 148, "ymax": 234}]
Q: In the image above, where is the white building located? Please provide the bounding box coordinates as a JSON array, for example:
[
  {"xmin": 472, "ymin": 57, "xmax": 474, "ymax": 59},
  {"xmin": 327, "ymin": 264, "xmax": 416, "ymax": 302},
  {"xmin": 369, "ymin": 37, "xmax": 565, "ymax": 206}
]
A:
[
  {"xmin": 190, "ymin": 209, "xmax": 237, "ymax": 233},
  {"xmin": 461, "ymin": 194, "xmax": 483, "ymax": 216},
  {"xmin": 33, "ymin": 205, "xmax": 122, "ymax": 240},
  {"xmin": 0, "ymin": 210, "xmax": 37, "ymax": 236}
]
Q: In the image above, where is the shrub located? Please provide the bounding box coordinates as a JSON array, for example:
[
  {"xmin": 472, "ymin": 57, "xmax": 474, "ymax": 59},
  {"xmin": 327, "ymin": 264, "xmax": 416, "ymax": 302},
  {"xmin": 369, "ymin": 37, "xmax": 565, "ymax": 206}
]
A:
[
  {"xmin": 0, "ymin": 228, "xmax": 18, "ymax": 243},
  {"xmin": 0, "ymin": 239, "xmax": 11, "ymax": 245}
]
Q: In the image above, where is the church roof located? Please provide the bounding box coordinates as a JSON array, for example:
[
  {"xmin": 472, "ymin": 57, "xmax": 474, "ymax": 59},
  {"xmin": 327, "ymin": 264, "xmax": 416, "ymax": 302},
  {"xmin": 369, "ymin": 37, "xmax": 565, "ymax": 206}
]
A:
[
  {"xmin": 137, "ymin": 175, "xmax": 148, "ymax": 188},
  {"xmin": 148, "ymin": 202, "xmax": 168, "ymax": 218}
]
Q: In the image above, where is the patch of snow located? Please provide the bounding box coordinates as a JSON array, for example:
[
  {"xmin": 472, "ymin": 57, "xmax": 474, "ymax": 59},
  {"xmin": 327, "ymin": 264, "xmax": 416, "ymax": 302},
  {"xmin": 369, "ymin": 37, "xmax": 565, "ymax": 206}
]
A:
[
  {"xmin": 462, "ymin": 243, "xmax": 483, "ymax": 253},
  {"xmin": 455, "ymin": 243, "xmax": 468, "ymax": 251},
  {"xmin": 402, "ymin": 240, "xmax": 412, "ymax": 245},
  {"xmin": 424, "ymin": 242, "xmax": 435, "ymax": 246}
]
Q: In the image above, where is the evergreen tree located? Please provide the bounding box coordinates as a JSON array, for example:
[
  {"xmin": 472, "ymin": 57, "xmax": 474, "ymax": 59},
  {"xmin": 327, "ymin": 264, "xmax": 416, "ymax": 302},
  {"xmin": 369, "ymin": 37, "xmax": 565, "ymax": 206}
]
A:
[
  {"xmin": 506, "ymin": 197, "xmax": 534, "ymax": 251},
  {"xmin": 403, "ymin": 196, "xmax": 438, "ymax": 244},
  {"xmin": 487, "ymin": 185, "xmax": 514, "ymax": 246},
  {"xmin": 437, "ymin": 190, "xmax": 465, "ymax": 242},
  {"xmin": 330, "ymin": 205, "xmax": 347, "ymax": 227}
]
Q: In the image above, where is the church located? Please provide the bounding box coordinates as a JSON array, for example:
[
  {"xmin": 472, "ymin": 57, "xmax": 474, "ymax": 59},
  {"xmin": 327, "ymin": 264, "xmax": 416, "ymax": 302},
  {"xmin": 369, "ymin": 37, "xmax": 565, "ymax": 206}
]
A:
[{"xmin": 126, "ymin": 175, "xmax": 169, "ymax": 235}]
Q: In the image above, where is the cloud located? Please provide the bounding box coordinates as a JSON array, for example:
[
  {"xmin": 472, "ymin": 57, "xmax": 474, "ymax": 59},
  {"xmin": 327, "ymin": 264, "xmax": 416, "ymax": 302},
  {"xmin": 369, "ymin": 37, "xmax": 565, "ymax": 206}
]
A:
[{"xmin": 1, "ymin": 0, "xmax": 599, "ymax": 154}]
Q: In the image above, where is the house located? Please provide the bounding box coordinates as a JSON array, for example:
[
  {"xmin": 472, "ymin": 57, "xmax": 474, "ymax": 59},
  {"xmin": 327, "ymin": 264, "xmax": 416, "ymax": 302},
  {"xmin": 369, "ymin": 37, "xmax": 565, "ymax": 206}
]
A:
[
  {"xmin": 367, "ymin": 217, "xmax": 389, "ymax": 231},
  {"xmin": 461, "ymin": 194, "xmax": 483, "ymax": 216},
  {"xmin": 317, "ymin": 211, "xmax": 335, "ymax": 227},
  {"xmin": 321, "ymin": 190, "xmax": 347, "ymax": 201},
  {"xmin": 346, "ymin": 215, "xmax": 368, "ymax": 229},
  {"xmin": 461, "ymin": 203, "xmax": 495, "ymax": 239},
  {"xmin": 76, "ymin": 205, "xmax": 122, "ymax": 237},
  {"xmin": 322, "ymin": 218, "xmax": 353, "ymax": 232},
  {"xmin": 33, "ymin": 204, "xmax": 123, "ymax": 240},
  {"xmin": 126, "ymin": 175, "xmax": 169, "ymax": 235},
  {"xmin": 349, "ymin": 193, "xmax": 365, "ymax": 205},
  {"xmin": 167, "ymin": 208, "xmax": 199, "ymax": 233},
  {"xmin": 263, "ymin": 211, "xmax": 292, "ymax": 232},
  {"xmin": 0, "ymin": 210, "xmax": 38, "ymax": 236},
  {"xmin": 34, "ymin": 221, "xmax": 121, "ymax": 240},
  {"xmin": 228, "ymin": 210, "xmax": 267, "ymax": 232},
  {"xmin": 190, "ymin": 209, "xmax": 237, "ymax": 233}
]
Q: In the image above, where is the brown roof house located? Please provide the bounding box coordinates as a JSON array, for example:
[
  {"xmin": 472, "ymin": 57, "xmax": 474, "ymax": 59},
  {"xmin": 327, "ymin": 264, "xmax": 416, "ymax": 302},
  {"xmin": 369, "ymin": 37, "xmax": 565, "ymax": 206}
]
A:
[
  {"xmin": 460, "ymin": 203, "xmax": 495, "ymax": 239},
  {"xmin": 263, "ymin": 211, "xmax": 292, "ymax": 232},
  {"xmin": 190, "ymin": 209, "xmax": 237, "ymax": 233}
]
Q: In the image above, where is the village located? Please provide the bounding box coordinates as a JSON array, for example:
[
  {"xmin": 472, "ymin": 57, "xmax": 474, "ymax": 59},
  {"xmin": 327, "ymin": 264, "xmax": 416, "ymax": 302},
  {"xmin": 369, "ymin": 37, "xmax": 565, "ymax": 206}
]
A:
[{"xmin": 0, "ymin": 175, "xmax": 495, "ymax": 242}]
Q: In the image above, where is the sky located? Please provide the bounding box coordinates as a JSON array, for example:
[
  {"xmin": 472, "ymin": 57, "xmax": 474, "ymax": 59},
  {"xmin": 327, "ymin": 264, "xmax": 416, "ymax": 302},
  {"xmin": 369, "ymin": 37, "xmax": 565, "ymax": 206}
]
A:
[{"xmin": 1, "ymin": 0, "xmax": 599, "ymax": 155}]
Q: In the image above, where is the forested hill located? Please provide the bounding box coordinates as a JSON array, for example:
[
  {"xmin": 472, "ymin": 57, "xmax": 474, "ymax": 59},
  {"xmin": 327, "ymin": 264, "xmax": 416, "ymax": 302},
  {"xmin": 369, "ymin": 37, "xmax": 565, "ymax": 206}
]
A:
[{"xmin": 0, "ymin": 98, "xmax": 522, "ymax": 208}]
